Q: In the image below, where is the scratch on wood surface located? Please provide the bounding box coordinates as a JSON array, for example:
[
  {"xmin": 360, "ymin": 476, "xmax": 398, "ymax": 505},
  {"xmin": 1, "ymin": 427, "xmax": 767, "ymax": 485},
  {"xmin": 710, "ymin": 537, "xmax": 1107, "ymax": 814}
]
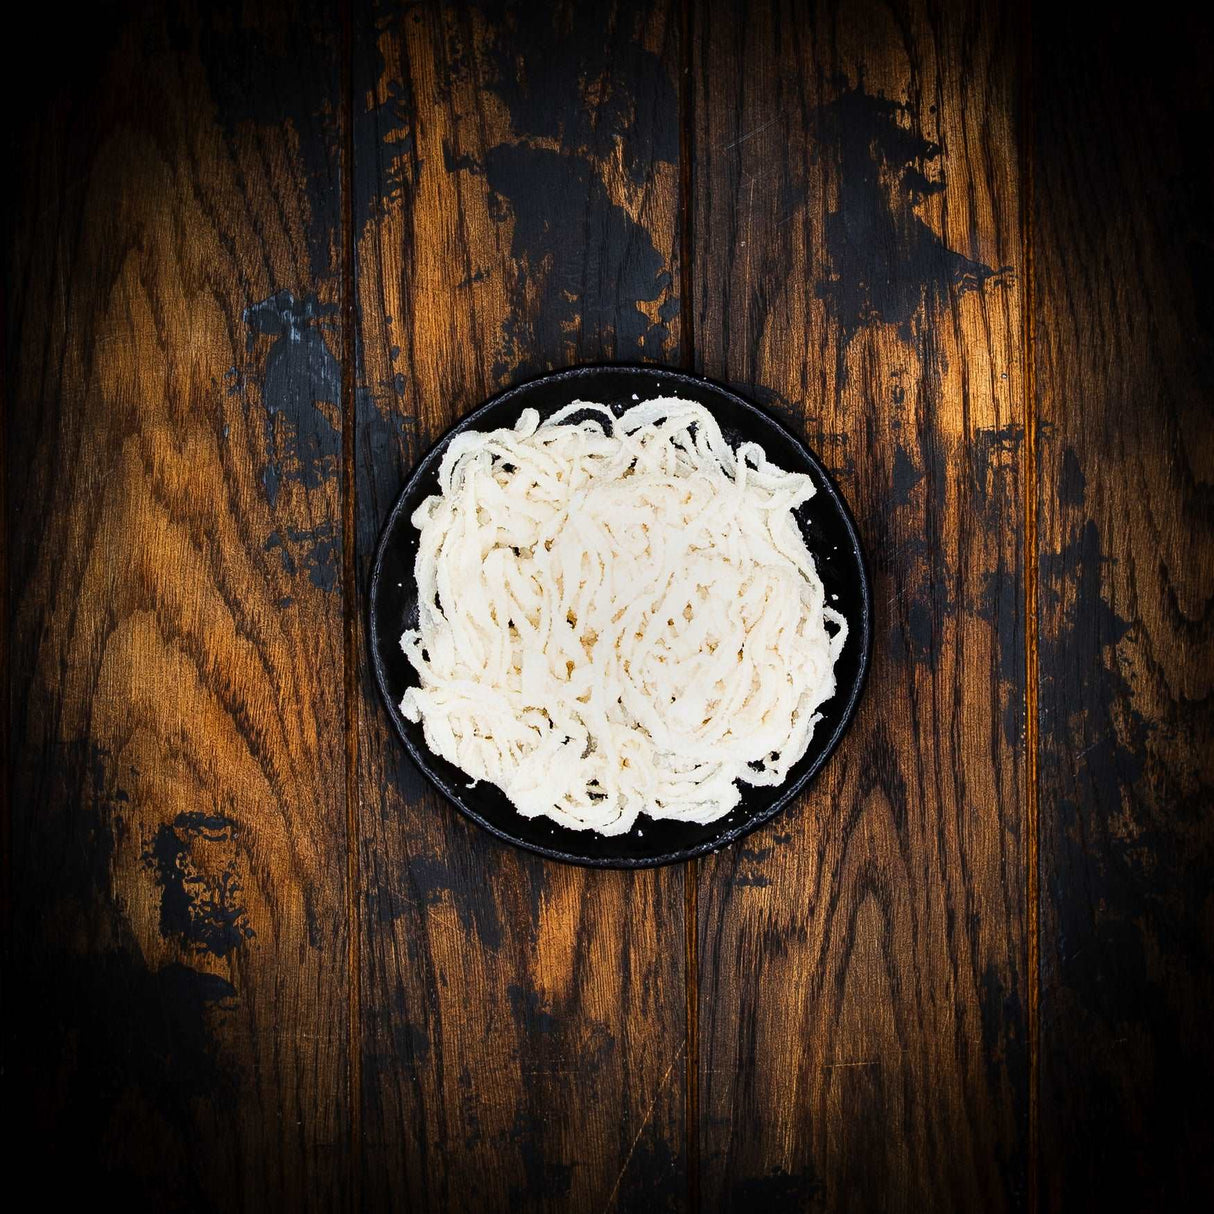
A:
[
  {"xmin": 723, "ymin": 117, "xmax": 778, "ymax": 149},
  {"xmin": 599, "ymin": 1042, "xmax": 686, "ymax": 1213},
  {"xmin": 1073, "ymin": 735, "xmax": 1105, "ymax": 762}
]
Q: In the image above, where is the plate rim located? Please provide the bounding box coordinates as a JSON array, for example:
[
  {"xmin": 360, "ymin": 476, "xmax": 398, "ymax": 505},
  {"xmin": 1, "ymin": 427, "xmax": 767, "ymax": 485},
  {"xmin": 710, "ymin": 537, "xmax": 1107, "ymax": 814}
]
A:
[{"xmin": 368, "ymin": 362, "xmax": 874, "ymax": 868}]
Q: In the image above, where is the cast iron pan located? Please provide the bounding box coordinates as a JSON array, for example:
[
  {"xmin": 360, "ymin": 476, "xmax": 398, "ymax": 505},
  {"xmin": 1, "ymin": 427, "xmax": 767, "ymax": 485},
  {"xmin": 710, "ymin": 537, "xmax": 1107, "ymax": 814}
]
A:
[{"xmin": 369, "ymin": 365, "xmax": 872, "ymax": 867}]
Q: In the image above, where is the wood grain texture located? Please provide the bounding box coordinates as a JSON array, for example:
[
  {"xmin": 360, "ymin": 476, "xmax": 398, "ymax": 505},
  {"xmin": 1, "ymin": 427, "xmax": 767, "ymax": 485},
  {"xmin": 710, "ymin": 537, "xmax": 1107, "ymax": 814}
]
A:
[
  {"xmin": 5, "ymin": 2, "xmax": 350, "ymax": 1206},
  {"xmin": 1033, "ymin": 6, "xmax": 1214, "ymax": 1209},
  {"xmin": 689, "ymin": 0, "xmax": 1028, "ymax": 1207},
  {"xmin": 9, "ymin": 1, "xmax": 1214, "ymax": 1208},
  {"xmin": 351, "ymin": 2, "xmax": 687, "ymax": 1208}
]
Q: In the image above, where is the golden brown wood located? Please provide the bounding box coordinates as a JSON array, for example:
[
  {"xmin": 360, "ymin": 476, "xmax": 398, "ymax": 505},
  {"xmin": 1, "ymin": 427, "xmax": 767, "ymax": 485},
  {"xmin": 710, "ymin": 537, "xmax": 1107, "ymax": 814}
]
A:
[
  {"xmin": 351, "ymin": 3, "xmax": 687, "ymax": 1208},
  {"xmin": 6, "ymin": 3, "xmax": 350, "ymax": 1205},
  {"xmin": 690, "ymin": 0, "xmax": 1028, "ymax": 1207},
  {"xmin": 1033, "ymin": 8, "xmax": 1214, "ymax": 1208}
]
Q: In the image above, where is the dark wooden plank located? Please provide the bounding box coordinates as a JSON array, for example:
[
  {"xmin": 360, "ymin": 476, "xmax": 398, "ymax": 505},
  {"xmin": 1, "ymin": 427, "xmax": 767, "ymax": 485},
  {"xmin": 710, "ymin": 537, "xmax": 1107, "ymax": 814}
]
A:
[
  {"xmin": 5, "ymin": 3, "xmax": 350, "ymax": 1206},
  {"xmin": 690, "ymin": 0, "xmax": 1028, "ymax": 1208},
  {"xmin": 1033, "ymin": 7, "xmax": 1214, "ymax": 1209},
  {"xmin": 352, "ymin": 2, "xmax": 686, "ymax": 1209}
]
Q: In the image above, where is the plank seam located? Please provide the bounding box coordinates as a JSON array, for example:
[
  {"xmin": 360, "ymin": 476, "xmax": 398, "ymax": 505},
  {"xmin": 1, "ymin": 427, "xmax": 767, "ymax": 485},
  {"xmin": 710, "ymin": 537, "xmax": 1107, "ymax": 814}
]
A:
[
  {"xmin": 1019, "ymin": 0, "xmax": 1041, "ymax": 1206},
  {"xmin": 0, "ymin": 259, "xmax": 9, "ymax": 978},
  {"xmin": 679, "ymin": 0, "xmax": 697, "ymax": 378},
  {"xmin": 339, "ymin": 0, "xmax": 364, "ymax": 1206}
]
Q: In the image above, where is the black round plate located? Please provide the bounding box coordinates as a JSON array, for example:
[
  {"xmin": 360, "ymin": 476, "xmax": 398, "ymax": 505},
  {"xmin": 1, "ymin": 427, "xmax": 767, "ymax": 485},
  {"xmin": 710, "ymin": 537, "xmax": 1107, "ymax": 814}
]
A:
[{"xmin": 369, "ymin": 365, "xmax": 872, "ymax": 867}]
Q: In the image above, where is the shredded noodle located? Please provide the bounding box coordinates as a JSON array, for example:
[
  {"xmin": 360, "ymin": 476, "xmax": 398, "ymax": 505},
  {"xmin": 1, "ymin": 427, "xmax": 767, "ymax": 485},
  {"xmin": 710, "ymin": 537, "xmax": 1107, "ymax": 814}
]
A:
[{"xmin": 399, "ymin": 396, "xmax": 848, "ymax": 835}]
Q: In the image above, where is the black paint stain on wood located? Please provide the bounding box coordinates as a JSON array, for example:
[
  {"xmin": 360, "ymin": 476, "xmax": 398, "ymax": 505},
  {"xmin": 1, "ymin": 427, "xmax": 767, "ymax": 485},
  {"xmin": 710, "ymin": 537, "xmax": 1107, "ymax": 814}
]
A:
[
  {"xmin": 143, "ymin": 812, "xmax": 254, "ymax": 958},
  {"xmin": 733, "ymin": 844, "xmax": 775, "ymax": 887},
  {"xmin": 979, "ymin": 566, "xmax": 1025, "ymax": 748},
  {"xmin": 480, "ymin": 1, "xmax": 678, "ymax": 180},
  {"xmin": 978, "ymin": 568, "xmax": 1024, "ymax": 686},
  {"xmin": 891, "ymin": 443, "xmax": 924, "ymax": 506},
  {"xmin": 966, "ymin": 425, "xmax": 1025, "ymax": 744},
  {"xmin": 1040, "ymin": 519, "xmax": 1148, "ymax": 897},
  {"xmin": 971, "ymin": 425, "xmax": 1024, "ymax": 511},
  {"xmin": 1059, "ymin": 446, "xmax": 1086, "ymax": 505},
  {"xmin": 291, "ymin": 523, "xmax": 340, "ymax": 591},
  {"xmin": 880, "ymin": 428, "xmax": 954, "ymax": 667},
  {"xmin": 483, "ymin": 144, "xmax": 675, "ymax": 376},
  {"xmin": 814, "ymin": 85, "xmax": 1010, "ymax": 346},
  {"xmin": 266, "ymin": 523, "xmax": 341, "ymax": 592},
  {"xmin": 264, "ymin": 529, "xmax": 298, "ymax": 575},
  {"xmin": 352, "ymin": 3, "xmax": 418, "ymax": 225},
  {"xmin": 443, "ymin": 139, "xmax": 482, "ymax": 175},
  {"xmin": 507, "ymin": 982, "xmax": 560, "ymax": 1035},
  {"xmin": 244, "ymin": 290, "xmax": 342, "ymax": 506},
  {"xmin": 733, "ymin": 872, "xmax": 773, "ymax": 888},
  {"xmin": 422, "ymin": 1, "xmax": 681, "ymax": 378}
]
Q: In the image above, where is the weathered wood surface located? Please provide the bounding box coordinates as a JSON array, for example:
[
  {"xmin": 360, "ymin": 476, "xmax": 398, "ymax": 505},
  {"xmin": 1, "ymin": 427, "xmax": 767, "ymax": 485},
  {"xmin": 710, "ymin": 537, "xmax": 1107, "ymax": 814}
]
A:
[
  {"xmin": 351, "ymin": 3, "xmax": 687, "ymax": 1210},
  {"xmin": 1033, "ymin": 7, "xmax": 1214, "ymax": 1210},
  {"xmin": 689, "ymin": 0, "xmax": 1027, "ymax": 1208},
  {"xmin": 5, "ymin": 1, "xmax": 351, "ymax": 1208},
  {"xmin": 4, "ymin": 0, "xmax": 1212, "ymax": 1210}
]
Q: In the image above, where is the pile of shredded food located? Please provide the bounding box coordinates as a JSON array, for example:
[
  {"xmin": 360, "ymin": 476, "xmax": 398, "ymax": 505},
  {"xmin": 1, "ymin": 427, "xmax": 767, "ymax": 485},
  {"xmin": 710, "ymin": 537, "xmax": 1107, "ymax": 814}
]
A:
[{"xmin": 399, "ymin": 396, "xmax": 848, "ymax": 836}]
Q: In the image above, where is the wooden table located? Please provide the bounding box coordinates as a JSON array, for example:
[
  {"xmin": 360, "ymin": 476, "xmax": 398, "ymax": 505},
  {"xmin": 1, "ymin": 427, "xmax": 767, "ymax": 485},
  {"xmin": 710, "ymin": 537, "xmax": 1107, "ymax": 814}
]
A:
[{"xmin": 6, "ymin": 1, "xmax": 1212, "ymax": 1209}]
